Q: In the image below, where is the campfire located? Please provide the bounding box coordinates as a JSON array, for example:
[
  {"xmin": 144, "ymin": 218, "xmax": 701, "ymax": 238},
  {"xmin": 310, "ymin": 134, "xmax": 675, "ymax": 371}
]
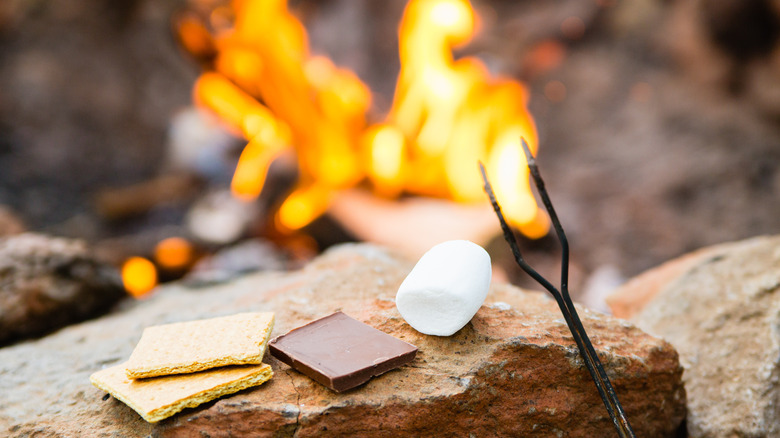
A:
[
  {"xmin": 113, "ymin": 0, "xmax": 554, "ymax": 296},
  {"xmin": 177, "ymin": 0, "xmax": 547, "ymax": 234}
]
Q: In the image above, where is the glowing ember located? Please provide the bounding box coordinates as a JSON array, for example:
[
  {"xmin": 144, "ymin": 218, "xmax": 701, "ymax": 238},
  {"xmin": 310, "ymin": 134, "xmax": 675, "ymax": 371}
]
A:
[
  {"xmin": 154, "ymin": 237, "xmax": 195, "ymax": 270},
  {"xmin": 177, "ymin": 0, "xmax": 549, "ymax": 238},
  {"xmin": 121, "ymin": 256, "xmax": 158, "ymax": 297}
]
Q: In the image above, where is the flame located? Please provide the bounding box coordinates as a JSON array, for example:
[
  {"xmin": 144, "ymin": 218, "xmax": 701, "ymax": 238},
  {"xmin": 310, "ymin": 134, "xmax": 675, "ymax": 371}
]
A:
[
  {"xmin": 178, "ymin": 0, "xmax": 548, "ymax": 238},
  {"xmin": 121, "ymin": 256, "xmax": 158, "ymax": 297}
]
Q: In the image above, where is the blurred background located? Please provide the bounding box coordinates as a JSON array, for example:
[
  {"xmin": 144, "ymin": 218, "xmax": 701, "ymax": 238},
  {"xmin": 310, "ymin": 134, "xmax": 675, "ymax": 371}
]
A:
[{"xmin": 1, "ymin": 0, "xmax": 779, "ymax": 304}]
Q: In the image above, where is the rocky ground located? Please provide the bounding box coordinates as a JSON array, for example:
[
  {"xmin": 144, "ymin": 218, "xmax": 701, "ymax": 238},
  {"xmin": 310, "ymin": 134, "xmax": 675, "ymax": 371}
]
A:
[{"xmin": 0, "ymin": 244, "xmax": 685, "ymax": 437}]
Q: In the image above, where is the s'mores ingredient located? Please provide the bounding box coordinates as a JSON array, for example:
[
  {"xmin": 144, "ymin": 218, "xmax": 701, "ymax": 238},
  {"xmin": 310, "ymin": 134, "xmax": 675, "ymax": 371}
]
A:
[
  {"xmin": 396, "ymin": 240, "xmax": 491, "ymax": 336},
  {"xmin": 125, "ymin": 312, "xmax": 274, "ymax": 379},
  {"xmin": 91, "ymin": 362, "xmax": 272, "ymax": 423},
  {"xmin": 269, "ymin": 311, "xmax": 418, "ymax": 392}
]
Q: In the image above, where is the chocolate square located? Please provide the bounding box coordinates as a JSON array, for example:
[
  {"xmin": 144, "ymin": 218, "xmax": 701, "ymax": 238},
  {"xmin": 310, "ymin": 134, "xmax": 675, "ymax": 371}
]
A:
[{"xmin": 269, "ymin": 311, "xmax": 418, "ymax": 392}]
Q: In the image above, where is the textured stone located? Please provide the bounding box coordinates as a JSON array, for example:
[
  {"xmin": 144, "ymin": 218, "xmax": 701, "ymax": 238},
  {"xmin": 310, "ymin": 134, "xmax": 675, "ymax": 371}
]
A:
[
  {"xmin": 0, "ymin": 244, "xmax": 685, "ymax": 437},
  {"xmin": 606, "ymin": 243, "xmax": 733, "ymax": 319},
  {"xmin": 0, "ymin": 233, "xmax": 125, "ymax": 346},
  {"xmin": 611, "ymin": 235, "xmax": 780, "ymax": 437}
]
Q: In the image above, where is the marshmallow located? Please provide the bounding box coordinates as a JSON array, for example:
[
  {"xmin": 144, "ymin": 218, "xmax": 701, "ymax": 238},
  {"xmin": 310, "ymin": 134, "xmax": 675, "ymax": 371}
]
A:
[{"xmin": 396, "ymin": 240, "xmax": 491, "ymax": 336}]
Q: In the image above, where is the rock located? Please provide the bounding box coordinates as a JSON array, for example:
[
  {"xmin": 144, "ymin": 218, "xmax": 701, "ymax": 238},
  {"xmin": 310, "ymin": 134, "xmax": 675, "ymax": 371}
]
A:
[
  {"xmin": 185, "ymin": 190, "xmax": 259, "ymax": 245},
  {"xmin": 611, "ymin": 235, "xmax": 780, "ymax": 437},
  {"xmin": 0, "ymin": 244, "xmax": 685, "ymax": 437},
  {"xmin": 0, "ymin": 233, "xmax": 125, "ymax": 346},
  {"xmin": 0, "ymin": 206, "xmax": 24, "ymax": 237},
  {"xmin": 185, "ymin": 238, "xmax": 289, "ymax": 287},
  {"xmin": 606, "ymin": 243, "xmax": 734, "ymax": 319}
]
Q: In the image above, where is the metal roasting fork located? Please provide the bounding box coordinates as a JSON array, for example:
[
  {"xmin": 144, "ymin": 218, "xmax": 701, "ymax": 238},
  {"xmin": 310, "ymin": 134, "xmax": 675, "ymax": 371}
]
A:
[{"xmin": 479, "ymin": 138, "xmax": 636, "ymax": 438}]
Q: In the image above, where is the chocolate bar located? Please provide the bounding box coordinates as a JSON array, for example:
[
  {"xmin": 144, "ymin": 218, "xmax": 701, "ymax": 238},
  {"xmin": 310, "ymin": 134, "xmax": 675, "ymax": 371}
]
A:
[{"xmin": 269, "ymin": 311, "xmax": 418, "ymax": 392}]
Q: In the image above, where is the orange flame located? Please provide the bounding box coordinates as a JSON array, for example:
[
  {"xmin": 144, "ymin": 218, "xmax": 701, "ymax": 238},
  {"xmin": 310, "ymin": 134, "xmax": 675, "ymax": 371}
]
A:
[{"xmin": 178, "ymin": 0, "xmax": 548, "ymax": 238}]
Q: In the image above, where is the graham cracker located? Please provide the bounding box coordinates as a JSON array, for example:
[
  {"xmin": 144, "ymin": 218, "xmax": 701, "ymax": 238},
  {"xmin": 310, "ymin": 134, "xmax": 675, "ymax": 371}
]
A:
[
  {"xmin": 91, "ymin": 362, "xmax": 272, "ymax": 423},
  {"xmin": 125, "ymin": 312, "xmax": 274, "ymax": 379}
]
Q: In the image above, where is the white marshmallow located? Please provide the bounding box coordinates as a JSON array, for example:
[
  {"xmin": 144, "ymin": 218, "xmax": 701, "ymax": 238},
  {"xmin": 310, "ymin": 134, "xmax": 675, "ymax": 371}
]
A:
[{"xmin": 396, "ymin": 240, "xmax": 491, "ymax": 336}]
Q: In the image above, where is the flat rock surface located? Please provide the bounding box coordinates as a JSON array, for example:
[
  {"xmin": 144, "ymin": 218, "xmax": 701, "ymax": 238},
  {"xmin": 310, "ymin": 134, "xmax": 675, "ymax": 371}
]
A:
[
  {"xmin": 0, "ymin": 244, "xmax": 685, "ymax": 437},
  {"xmin": 627, "ymin": 235, "xmax": 780, "ymax": 437}
]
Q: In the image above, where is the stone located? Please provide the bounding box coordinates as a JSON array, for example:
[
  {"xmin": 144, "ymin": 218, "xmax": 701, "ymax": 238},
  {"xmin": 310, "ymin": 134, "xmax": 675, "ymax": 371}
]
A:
[
  {"xmin": 606, "ymin": 243, "xmax": 734, "ymax": 319},
  {"xmin": 0, "ymin": 206, "xmax": 25, "ymax": 237},
  {"xmin": 0, "ymin": 233, "xmax": 126, "ymax": 346},
  {"xmin": 611, "ymin": 235, "xmax": 780, "ymax": 437},
  {"xmin": 185, "ymin": 238, "xmax": 288, "ymax": 287},
  {"xmin": 0, "ymin": 244, "xmax": 685, "ymax": 437}
]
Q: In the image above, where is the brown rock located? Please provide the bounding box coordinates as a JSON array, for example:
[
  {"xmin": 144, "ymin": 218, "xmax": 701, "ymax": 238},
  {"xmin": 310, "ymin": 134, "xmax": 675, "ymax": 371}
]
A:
[
  {"xmin": 0, "ymin": 206, "xmax": 24, "ymax": 237},
  {"xmin": 0, "ymin": 233, "xmax": 125, "ymax": 346},
  {"xmin": 606, "ymin": 243, "xmax": 735, "ymax": 319},
  {"xmin": 0, "ymin": 244, "xmax": 685, "ymax": 437},
  {"xmin": 613, "ymin": 235, "xmax": 780, "ymax": 437}
]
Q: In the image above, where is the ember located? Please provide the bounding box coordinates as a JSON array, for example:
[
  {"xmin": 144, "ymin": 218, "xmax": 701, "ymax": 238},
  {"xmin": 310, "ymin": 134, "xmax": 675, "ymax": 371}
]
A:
[
  {"xmin": 176, "ymin": 0, "xmax": 548, "ymax": 238},
  {"xmin": 153, "ymin": 237, "xmax": 195, "ymax": 271},
  {"xmin": 121, "ymin": 256, "xmax": 158, "ymax": 298}
]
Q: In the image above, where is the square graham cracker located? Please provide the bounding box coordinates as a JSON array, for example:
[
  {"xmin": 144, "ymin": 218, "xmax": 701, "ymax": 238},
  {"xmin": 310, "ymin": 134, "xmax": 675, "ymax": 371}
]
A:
[
  {"xmin": 125, "ymin": 312, "xmax": 274, "ymax": 379},
  {"xmin": 91, "ymin": 362, "xmax": 272, "ymax": 423}
]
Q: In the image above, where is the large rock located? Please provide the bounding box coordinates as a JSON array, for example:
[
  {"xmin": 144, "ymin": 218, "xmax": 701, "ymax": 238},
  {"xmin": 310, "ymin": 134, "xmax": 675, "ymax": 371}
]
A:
[
  {"xmin": 606, "ymin": 242, "xmax": 734, "ymax": 320},
  {"xmin": 0, "ymin": 244, "xmax": 685, "ymax": 437},
  {"xmin": 0, "ymin": 233, "xmax": 125, "ymax": 346},
  {"xmin": 609, "ymin": 235, "xmax": 780, "ymax": 437}
]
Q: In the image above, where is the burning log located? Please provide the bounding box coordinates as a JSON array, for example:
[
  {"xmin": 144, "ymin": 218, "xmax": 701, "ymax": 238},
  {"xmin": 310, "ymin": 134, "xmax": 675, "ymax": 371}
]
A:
[
  {"xmin": 327, "ymin": 188, "xmax": 499, "ymax": 258},
  {"xmin": 94, "ymin": 173, "xmax": 204, "ymax": 221}
]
